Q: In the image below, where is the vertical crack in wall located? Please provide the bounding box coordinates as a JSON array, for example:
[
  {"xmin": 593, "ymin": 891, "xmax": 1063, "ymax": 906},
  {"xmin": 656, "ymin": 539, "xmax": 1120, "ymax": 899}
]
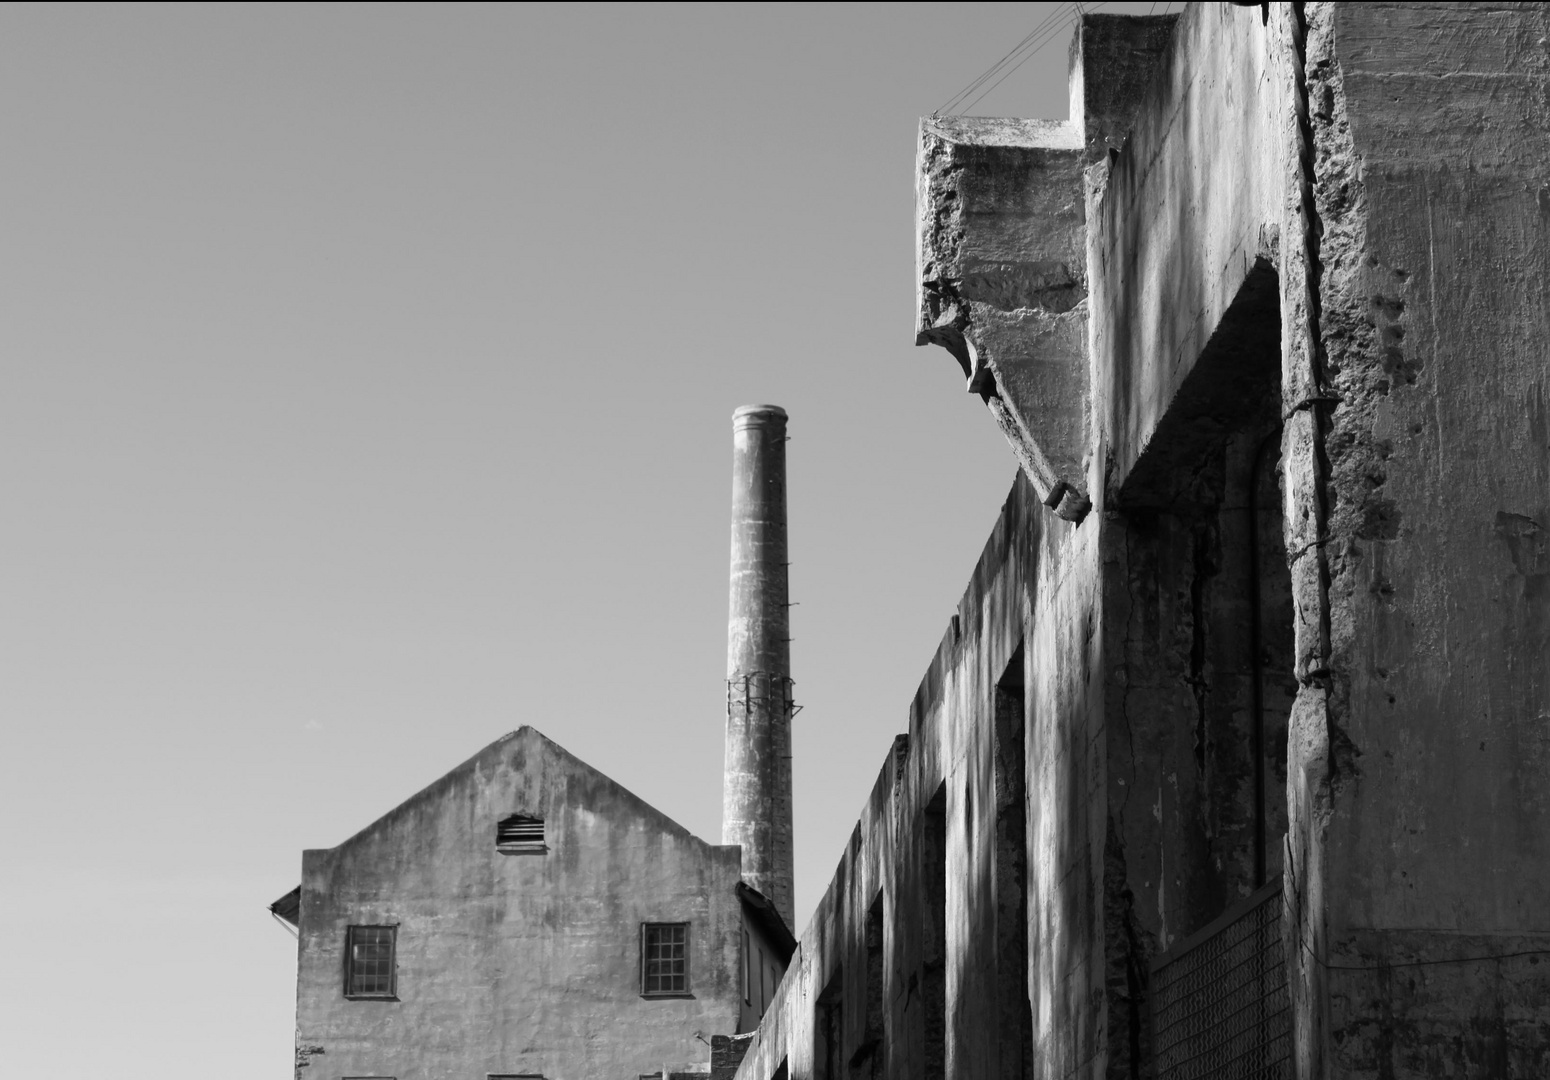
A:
[
  {"xmin": 1105, "ymin": 519, "xmax": 1149, "ymax": 1080},
  {"xmin": 1290, "ymin": 0, "xmax": 1334, "ymax": 700},
  {"xmin": 1104, "ymin": 816, "xmax": 1149, "ymax": 1080},
  {"xmin": 1299, "ymin": 2, "xmax": 1364, "ymax": 788},
  {"xmin": 1187, "ymin": 523, "xmax": 1217, "ymax": 774},
  {"xmin": 1117, "ymin": 524, "xmax": 1140, "ymax": 830},
  {"xmin": 1282, "ymin": 6, "xmax": 1345, "ymax": 1078},
  {"xmin": 1123, "ymin": 912, "xmax": 1146, "ymax": 1080}
]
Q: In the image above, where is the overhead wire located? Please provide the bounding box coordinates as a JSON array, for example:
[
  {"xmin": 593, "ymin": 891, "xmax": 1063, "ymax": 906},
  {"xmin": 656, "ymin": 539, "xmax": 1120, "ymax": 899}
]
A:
[
  {"xmin": 958, "ymin": 3, "xmax": 1110, "ymax": 115},
  {"xmin": 933, "ymin": 3, "xmax": 1075, "ymax": 116},
  {"xmin": 934, "ymin": 2, "xmax": 1121, "ymax": 118},
  {"xmin": 934, "ymin": 2, "xmax": 1187, "ymax": 119},
  {"xmin": 933, "ymin": 2, "xmax": 1077, "ymax": 116}
]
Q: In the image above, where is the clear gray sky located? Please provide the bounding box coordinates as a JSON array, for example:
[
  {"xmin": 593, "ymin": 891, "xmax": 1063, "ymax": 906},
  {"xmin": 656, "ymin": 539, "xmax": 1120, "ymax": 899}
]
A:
[{"xmin": 0, "ymin": 2, "xmax": 1168, "ymax": 1073}]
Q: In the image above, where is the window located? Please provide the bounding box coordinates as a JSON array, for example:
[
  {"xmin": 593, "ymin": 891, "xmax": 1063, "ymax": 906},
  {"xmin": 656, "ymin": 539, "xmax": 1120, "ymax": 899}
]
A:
[
  {"xmin": 743, "ymin": 929, "xmax": 756, "ymax": 1005},
  {"xmin": 640, "ymin": 922, "xmax": 689, "ymax": 996},
  {"xmin": 814, "ymin": 965, "xmax": 843, "ymax": 1080},
  {"xmin": 344, "ymin": 925, "xmax": 397, "ymax": 998},
  {"xmin": 994, "ymin": 645, "xmax": 1032, "ymax": 1077},
  {"xmin": 496, "ymin": 814, "xmax": 547, "ymax": 854},
  {"xmin": 855, "ymin": 892, "xmax": 884, "ymax": 1073},
  {"xmin": 922, "ymin": 783, "xmax": 947, "ymax": 1079}
]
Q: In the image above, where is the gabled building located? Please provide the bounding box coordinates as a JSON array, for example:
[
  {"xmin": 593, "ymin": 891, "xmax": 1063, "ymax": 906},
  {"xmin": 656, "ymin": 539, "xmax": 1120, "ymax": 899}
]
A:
[
  {"xmin": 274, "ymin": 726, "xmax": 749, "ymax": 1079},
  {"xmin": 273, "ymin": 405, "xmax": 800, "ymax": 1080}
]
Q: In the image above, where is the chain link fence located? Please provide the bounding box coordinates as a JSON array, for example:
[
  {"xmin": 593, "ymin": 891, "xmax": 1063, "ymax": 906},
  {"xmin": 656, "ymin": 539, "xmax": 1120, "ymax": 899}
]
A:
[{"xmin": 1151, "ymin": 878, "xmax": 1291, "ymax": 1079}]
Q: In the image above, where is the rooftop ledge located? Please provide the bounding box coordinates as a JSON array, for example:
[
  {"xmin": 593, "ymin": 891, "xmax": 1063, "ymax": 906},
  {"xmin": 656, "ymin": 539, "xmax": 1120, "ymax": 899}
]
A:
[{"xmin": 920, "ymin": 116, "xmax": 1082, "ymax": 150}]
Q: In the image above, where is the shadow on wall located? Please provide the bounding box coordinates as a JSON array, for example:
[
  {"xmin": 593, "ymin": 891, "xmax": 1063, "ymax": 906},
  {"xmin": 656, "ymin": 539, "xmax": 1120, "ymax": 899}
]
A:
[{"xmin": 1105, "ymin": 259, "xmax": 1296, "ymax": 1075}]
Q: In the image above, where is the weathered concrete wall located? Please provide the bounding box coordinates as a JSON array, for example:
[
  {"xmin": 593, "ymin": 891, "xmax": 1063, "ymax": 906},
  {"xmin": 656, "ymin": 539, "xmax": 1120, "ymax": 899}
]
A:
[
  {"xmin": 1298, "ymin": 4, "xmax": 1550, "ymax": 1075},
  {"xmin": 738, "ymin": 6, "xmax": 1549, "ymax": 1080},
  {"xmin": 730, "ymin": 475, "xmax": 1088, "ymax": 1080},
  {"xmin": 917, "ymin": 116, "xmax": 1093, "ymax": 519},
  {"xmin": 731, "ymin": 474, "xmax": 1044, "ymax": 1080},
  {"xmin": 1099, "ymin": 282, "xmax": 1296, "ymax": 1078},
  {"xmin": 1082, "ymin": 4, "xmax": 1550, "ymax": 1074},
  {"xmin": 1025, "ymin": 478, "xmax": 1106, "ymax": 1080},
  {"xmin": 1086, "ymin": 5, "xmax": 1285, "ymax": 495},
  {"xmin": 295, "ymin": 727, "xmax": 743, "ymax": 1080},
  {"xmin": 955, "ymin": 8, "xmax": 1303, "ymax": 1078}
]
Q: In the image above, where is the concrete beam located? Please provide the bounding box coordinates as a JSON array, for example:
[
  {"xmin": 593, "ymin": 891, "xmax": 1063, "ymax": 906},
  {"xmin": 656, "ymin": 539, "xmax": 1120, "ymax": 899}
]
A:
[{"xmin": 915, "ymin": 116, "xmax": 1092, "ymax": 523}]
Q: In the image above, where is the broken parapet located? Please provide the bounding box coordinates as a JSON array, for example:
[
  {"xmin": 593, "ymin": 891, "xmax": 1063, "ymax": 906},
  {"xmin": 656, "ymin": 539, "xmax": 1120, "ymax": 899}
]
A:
[
  {"xmin": 916, "ymin": 116, "xmax": 1092, "ymax": 522},
  {"xmin": 646, "ymin": 1031, "xmax": 751, "ymax": 1080},
  {"xmin": 710, "ymin": 1033, "xmax": 754, "ymax": 1079},
  {"xmin": 916, "ymin": 16, "xmax": 1178, "ymax": 526}
]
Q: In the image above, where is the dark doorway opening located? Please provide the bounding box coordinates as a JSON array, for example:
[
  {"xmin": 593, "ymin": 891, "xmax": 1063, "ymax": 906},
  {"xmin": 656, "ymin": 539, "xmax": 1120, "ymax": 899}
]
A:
[
  {"xmin": 922, "ymin": 783, "xmax": 947, "ymax": 1080},
  {"xmin": 851, "ymin": 893, "xmax": 884, "ymax": 1077},
  {"xmin": 815, "ymin": 965, "xmax": 844, "ymax": 1080},
  {"xmin": 1106, "ymin": 260, "xmax": 1295, "ymax": 1074},
  {"xmin": 994, "ymin": 646, "xmax": 1032, "ymax": 1079}
]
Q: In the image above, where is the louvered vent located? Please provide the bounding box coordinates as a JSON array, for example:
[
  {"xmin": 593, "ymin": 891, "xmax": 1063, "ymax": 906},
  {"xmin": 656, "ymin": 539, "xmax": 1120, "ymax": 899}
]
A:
[{"xmin": 496, "ymin": 814, "xmax": 546, "ymax": 853}]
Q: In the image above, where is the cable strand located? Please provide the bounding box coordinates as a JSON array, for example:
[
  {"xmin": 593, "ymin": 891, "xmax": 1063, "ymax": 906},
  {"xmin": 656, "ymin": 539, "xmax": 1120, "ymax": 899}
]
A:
[
  {"xmin": 933, "ymin": 3, "xmax": 1076, "ymax": 116},
  {"xmin": 959, "ymin": 5, "xmax": 1103, "ymax": 116}
]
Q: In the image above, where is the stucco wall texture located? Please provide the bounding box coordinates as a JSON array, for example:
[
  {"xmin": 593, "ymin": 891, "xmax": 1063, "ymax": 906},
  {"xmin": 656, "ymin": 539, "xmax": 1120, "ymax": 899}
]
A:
[
  {"xmin": 295, "ymin": 727, "xmax": 743, "ymax": 1079},
  {"xmin": 738, "ymin": 4, "xmax": 1549, "ymax": 1079}
]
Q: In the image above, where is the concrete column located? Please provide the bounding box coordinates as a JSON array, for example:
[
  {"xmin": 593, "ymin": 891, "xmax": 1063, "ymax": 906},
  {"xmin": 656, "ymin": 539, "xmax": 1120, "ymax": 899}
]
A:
[{"xmin": 722, "ymin": 404, "xmax": 794, "ymax": 928}]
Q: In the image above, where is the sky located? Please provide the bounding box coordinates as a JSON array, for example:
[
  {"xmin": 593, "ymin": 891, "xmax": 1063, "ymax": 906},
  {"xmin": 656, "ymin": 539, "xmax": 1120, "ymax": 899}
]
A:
[{"xmin": 0, "ymin": 2, "xmax": 1171, "ymax": 1074}]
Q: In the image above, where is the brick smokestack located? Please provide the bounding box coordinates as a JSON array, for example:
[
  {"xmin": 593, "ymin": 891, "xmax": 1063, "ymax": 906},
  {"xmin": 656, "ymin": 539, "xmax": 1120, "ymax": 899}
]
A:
[{"xmin": 722, "ymin": 404, "xmax": 794, "ymax": 927}]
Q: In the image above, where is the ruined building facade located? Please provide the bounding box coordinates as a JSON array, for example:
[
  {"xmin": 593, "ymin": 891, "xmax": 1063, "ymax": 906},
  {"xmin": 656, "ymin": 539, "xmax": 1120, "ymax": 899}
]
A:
[{"xmin": 733, "ymin": 4, "xmax": 1549, "ymax": 1079}]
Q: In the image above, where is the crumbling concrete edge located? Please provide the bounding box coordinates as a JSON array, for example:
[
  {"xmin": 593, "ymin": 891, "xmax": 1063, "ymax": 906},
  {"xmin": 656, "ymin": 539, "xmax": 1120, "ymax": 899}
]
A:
[
  {"xmin": 915, "ymin": 117, "xmax": 1094, "ymax": 524},
  {"xmin": 1279, "ymin": 4, "xmax": 1349, "ymax": 1078}
]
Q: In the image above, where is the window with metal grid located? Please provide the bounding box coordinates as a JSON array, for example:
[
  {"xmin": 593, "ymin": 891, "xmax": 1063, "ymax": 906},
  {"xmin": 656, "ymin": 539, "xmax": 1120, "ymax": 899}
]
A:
[
  {"xmin": 1150, "ymin": 878, "xmax": 1290, "ymax": 1080},
  {"xmin": 640, "ymin": 922, "xmax": 689, "ymax": 996},
  {"xmin": 344, "ymin": 925, "xmax": 397, "ymax": 998}
]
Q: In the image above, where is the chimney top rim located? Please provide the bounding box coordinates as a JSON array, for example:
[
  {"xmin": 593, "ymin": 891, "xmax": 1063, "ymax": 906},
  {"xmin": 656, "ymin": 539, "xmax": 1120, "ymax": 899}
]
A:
[{"xmin": 732, "ymin": 404, "xmax": 788, "ymax": 423}]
